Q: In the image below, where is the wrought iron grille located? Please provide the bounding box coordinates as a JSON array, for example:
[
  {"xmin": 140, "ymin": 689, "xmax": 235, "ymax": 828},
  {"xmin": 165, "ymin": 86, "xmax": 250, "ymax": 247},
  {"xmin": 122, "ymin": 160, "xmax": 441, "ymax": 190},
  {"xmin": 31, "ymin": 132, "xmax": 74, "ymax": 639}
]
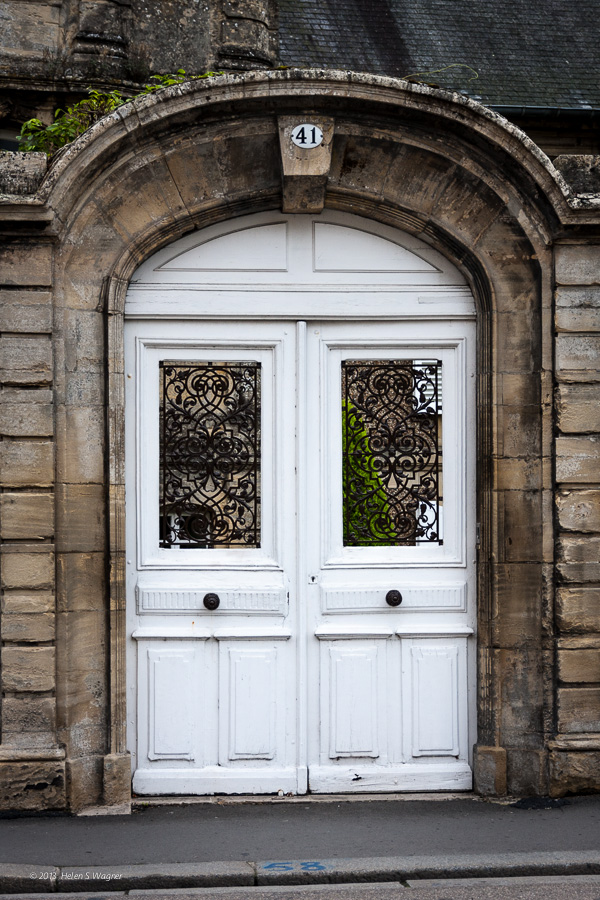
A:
[
  {"xmin": 159, "ymin": 361, "xmax": 261, "ymax": 548},
  {"xmin": 342, "ymin": 359, "xmax": 442, "ymax": 546}
]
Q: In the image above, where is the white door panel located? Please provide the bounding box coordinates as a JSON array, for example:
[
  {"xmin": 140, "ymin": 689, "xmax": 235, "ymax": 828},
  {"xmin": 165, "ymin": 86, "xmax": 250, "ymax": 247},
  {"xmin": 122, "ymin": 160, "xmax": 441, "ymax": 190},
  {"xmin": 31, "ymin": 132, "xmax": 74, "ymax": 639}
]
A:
[{"xmin": 125, "ymin": 213, "xmax": 476, "ymax": 796}]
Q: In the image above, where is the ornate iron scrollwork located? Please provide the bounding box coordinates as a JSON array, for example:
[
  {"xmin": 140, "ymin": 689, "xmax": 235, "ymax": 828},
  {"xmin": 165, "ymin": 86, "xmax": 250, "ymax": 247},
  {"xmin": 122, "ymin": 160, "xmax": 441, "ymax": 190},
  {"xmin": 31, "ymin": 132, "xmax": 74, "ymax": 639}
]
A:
[
  {"xmin": 342, "ymin": 359, "xmax": 442, "ymax": 546},
  {"xmin": 160, "ymin": 361, "xmax": 261, "ymax": 548}
]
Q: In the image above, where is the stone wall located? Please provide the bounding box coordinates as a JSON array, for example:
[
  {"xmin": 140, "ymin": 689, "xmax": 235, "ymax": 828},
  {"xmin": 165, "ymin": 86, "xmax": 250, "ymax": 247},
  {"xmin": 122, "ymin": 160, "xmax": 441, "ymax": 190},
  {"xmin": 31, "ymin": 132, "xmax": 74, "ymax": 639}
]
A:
[{"xmin": 550, "ymin": 237, "xmax": 600, "ymax": 795}]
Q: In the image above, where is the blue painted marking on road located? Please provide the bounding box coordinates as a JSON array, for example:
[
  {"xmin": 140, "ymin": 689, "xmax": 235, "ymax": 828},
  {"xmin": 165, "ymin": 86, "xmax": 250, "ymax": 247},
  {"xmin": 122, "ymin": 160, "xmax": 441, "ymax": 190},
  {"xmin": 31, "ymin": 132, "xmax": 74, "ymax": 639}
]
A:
[{"xmin": 262, "ymin": 861, "xmax": 329, "ymax": 871}]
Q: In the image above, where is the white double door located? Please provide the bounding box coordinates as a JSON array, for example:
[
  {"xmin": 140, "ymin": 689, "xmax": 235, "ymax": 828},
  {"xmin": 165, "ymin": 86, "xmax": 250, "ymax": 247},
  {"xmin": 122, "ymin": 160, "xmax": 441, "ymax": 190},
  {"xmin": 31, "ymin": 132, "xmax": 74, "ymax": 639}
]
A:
[{"xmin": 126, "ymin": 316, "xmax": 476, "ymax": 795}]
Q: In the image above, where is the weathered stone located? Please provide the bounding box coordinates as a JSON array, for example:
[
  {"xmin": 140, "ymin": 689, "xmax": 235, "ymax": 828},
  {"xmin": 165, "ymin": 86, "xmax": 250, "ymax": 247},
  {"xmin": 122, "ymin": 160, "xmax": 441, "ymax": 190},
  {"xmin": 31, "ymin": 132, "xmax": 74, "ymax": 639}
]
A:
[
  {"xmin": 555, "ymin": 284, "xmax": 600, "ymax": 332},
  {"xmin": 557, "ymin": 490, "xmax": 600, "ymax": 532},
  {"xmin": 56, "ymin": 405, "xmax": 105, "ymax": 484},
  {"xmin": 55, "ymin": 483, "xmax": 106, "ymax": 552},
  {"xmin": 0, "ymin": 243, "xmax": 53, "ymax": 287},
  {"xmin": 0, "ymin": 440, "xmax": 54, "ymax": 487},
  {"xmin": 555, "ymin": 244, "xmax": 600, "ymax": 285},
  {"xmin": 557, "ymin": 534, "xmax": 600, "ymax": 582},
  {"xmin": 497, "ymin": 647, "xmax": 544, "ymax": 746},
  {"xmin": 0, "ymin": 493, "xmax": 54, "ymax": 539},
  {"xmin": 556, "ymin": 383, "xmax": 600, "ymax": 433},
  {"xmin": 57, "ymin": 552, "xmax": 106, "ymax": 612},
  {"xmin": 556, "ymin": 436, "xmax": 600, "ymax": 484},
  {"xmin": 558, "ymin": 687, "xmax": 600, "ymax": 732},
  {"xmin": 0, "ymin": 152, "xmax": 48, "ymax": 194},
  {"xmin": 1, "ymin": 590, "xmax": 54, "ymax": 614},
  {"xmin": 553, "ymin": 155, "xmax": 600, "ymax": 195},
  {"xmin": 473, "ymin": 745, "xmax": 507, "ymax": 796},
  {"xmin": 2, "ymin": 696, "xmax": 56, "ymax": 734},
  {"xmin": 556, "ymin": 334, "xmax": 600, "ymax": 376},
  {"xmin": 1, "ymin": 646, "xmax": 55, "ymax": 692},
  {"xmin": 492, "ymin": 563, "xmax": 542, "ymax": 646},
  {"xmin": 501, "ymin": 491, "xmax": 543, "ymax": 562},
  {"xmin": 0, "ymin": 388, "xmax": 53, "ymax": 436},
  {"xmin": 557, "ymin": 586, "xmax": 600, "ymax": 633},
  {"xmin": 0, "ymin": 334, "xmax": 52, "ymax": 384},
  {"xmin": 549, "ymin": 749, "xmax": 600, "ymax": 797},
  {"xmin": 0, "ymin": 290, "xmax": 52, "ymax": 333},
  {"xmin": 1, "ymin": 612, "xmax": 55, "ymax": 643},
  {"xmin": 0, "ymin": 761, "xmax": 65, "ymax": 811},
  {"xmin": 495, "ymin": 457, "xmax": 543, "ymax": 491},
  {"xmin": 498, "ymin": 406, "xmax": 541, "ymax": 458},
  {"xmin": 1, "ymin": 548, "xmax": 54, "ymax": 590},
  {"xmin": 65, "ymin": 755, "xmax": 104, "ymax": 812},
  {"xmin": 506, "ymin": 748, "xmax": 548, "ymax": 797},
  {"xmin": 103, "ymin": 753, "xmax": 132, "ymax": 808},
  {"xmin": 558, "ymin": 648, "xmax": 600, "ymax": 683}
]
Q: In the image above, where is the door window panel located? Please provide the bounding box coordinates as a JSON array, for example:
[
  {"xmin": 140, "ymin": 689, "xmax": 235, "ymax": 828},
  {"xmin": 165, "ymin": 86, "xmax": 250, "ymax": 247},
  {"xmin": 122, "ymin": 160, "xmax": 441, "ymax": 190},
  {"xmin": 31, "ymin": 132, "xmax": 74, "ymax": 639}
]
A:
[
  {"xmin": 159, "ymin": 360, "xmax": 261, "ymax": 549},
  {"xmin": 341, "ymin": 359, "xmax": 442, "ymax": 546}
]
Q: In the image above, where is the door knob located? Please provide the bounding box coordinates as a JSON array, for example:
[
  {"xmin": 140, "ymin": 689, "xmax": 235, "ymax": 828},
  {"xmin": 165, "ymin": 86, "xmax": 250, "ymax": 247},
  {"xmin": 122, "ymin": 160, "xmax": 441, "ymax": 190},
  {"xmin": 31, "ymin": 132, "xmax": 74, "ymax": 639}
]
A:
[
  {"xmin": 385, "ymin": 589, "xmax": 403, "ymax": 607},
  {"xmin": 203, "ymin": 592, "xmax": 220, "ymax": 611}
]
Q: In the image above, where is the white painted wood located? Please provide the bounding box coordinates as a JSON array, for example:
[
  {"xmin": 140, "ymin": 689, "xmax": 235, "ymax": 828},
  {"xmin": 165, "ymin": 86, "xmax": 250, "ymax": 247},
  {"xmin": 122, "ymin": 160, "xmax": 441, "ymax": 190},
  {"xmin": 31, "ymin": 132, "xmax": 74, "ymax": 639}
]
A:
[
  {"xmin": 313, "ymin": 222, "xmax": 439, "ymax": 273},
  {"xmin": 126, "ymin": 210, "xmax": 477, "ymax": 796}
]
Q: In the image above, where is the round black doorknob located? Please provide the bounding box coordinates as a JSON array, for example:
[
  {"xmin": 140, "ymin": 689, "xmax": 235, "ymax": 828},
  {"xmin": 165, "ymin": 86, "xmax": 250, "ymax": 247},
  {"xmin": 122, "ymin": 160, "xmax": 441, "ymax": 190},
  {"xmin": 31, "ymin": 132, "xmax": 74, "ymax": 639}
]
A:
[
  {"xmin": 385, "ymin": 589, "xmax": 403, "ymax": 607},
  {"xmin": 203, "ymin": 592, "xmax": 220, "ymax": 611}
]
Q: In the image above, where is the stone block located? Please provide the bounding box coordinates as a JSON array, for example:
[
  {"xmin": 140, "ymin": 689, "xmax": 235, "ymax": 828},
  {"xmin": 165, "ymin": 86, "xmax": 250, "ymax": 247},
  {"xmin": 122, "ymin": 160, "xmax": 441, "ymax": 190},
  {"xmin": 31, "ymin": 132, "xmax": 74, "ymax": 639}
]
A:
[
  {"xmin": 0, "ymin": 243, "xmax": 52, "ymax": 287},
  {"xmin": 558, "ymin": 687, "xmax": 600, "ymax": 732},
  {"xmin": 500, "ymin": 373, "xmax": 541, "ymax": 406},
  {"xmin": 492, "ymin": 563, "xmax": 542, "ymax": 646},
  {"xmin": 1, "ymin": 548, "xmax": 54, "ymax": 590},
  {"xmin": 473, "ymin": 745, "xmax": 507, "ymax": 796},
  {"xmin": 556, "ymin": 244, "xmax": 600, "ymax": 285},
  {"xmin": 1, "ymin": 590, "xmax": 54, "ymax": 614},
  {"xmin": 0, "ymin": 761, "xmax": 65, "ymax": 811},
  {"xmin": 557, "ymin": 490, "xmax": 600, "ymax": 532},
  {"xmin": 0, "ymin": 493, "xmax": 54, "ymax": 539},
  {"xmin": 495, "ymin": 311, "xmax": 538, "ymax": 374},
  {"xmin": 63, "ymin": 308, "xmax": 105, "ymax": 373},
  {"xmin": 103, "ymin": 753, "xmax": 132, "ymax": 807},
  {"xmin": 0, "ymin": 388, "xmax": 53, "ymax": 436},
  {"xmin": 2, "ymin": 696, "xmax": 56, "ymax": 734},
  {"xmin": 1, "ymin": 646, "xmax": 55, "ymax": 692},
  {"xmin": 0, "ymin": 290, "xmax": 52, "ymax": 333},
  {"xmin": 66, "ymin": 755, "xmax": 103, "ymax": 811},
  {"xmin": 557, "ymin": 534, "xmax": 600, "ymax": 582},
  {"xmin": 57, "ymin": 552, "xmax": 106, "ymax": 612},
  {"xmin": 278, "ymin": 115, "xmax": 334, "ymax": 213},
  {"xmin": 556, "ymin": 285, "xmax": 600, "ymax": 332},
  {"xmin": 498, "ymin": 406, "xmax": 541, "ymax": 458},
  {"xmin": 554, "ymin": 155, "xmax": 600, "ymax": 195},
  {"xmin": 1, "ymin": 612, "xmax": 55, "ymax": 643},
  {"xmin": 506, "ymin": 748, "xmax": 548, "ymax": 797},
  {"xmin": 501, "ymin": 490, "xmax": 543, "ymax": 562},
  {"xmin": 0, "ymin": 153, "xmax": 48, "ymax": 194},
  {"xmin": 55, "ymin": 483, "xmax": 106, "ymax": 552},
  {"xmin": 0, "ymin": 440, "xmax": 54, "ymax": 487},
  {"xmin": 0, "ymin": 334, "xmax": 52, "ymax": 384},
  {"xmin": 556, "ymin": 334, "xmax": 600, "ymax": 376},
  {"xmin": 495, "ymin": 457, "xmax": 542, "ymax": 491},
  {"xmin": 556, "ymin": 383, "xmax": 600, "ymax": 433},
  {"xmin": 56, "ymin": 405, "xmax": 105, "ymax": 484},
  {"xmin": 549, "ymin": 749, "xmax": 600, "ymax": 797},
  {"xmin": 556, "ymin": 436, "xmax": 600, "ymax": 484},
  {"xmin": 65, "ymin": 369, "xmax": 105, "ymax": 406},
  {"xmin": 557, "ymin": 586, "xmax": 600, "ymax": 633},
  {"xmin": 558, "ymin": 648, "xmax": 600, "ymax": 683},
  {"xmin": 496, "ymin": 647, "xmax": 544, "ymax": 747}
]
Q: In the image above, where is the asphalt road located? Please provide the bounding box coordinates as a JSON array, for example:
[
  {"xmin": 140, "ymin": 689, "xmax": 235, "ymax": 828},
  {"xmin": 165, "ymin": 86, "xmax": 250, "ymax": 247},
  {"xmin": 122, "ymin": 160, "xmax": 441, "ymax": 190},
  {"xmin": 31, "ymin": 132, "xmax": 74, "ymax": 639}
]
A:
[{"xmin": 1, "ymin": 796, "xmax": 599, "ymax": 866}]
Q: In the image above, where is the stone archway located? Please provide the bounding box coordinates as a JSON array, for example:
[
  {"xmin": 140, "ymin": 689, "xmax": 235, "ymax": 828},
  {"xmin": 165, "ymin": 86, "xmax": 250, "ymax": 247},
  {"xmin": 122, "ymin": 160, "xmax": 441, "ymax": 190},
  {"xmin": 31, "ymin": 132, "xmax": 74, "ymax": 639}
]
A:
[{"xmin": 41, "ymin": 70, "xmax": 561, "ymax": 808}]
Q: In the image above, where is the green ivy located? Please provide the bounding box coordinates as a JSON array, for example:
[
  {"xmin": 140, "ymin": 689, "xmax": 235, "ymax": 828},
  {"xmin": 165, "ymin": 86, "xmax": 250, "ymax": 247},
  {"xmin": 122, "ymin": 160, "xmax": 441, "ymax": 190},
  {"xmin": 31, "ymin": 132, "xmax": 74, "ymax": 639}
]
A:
[{"xmin": 18, "ymin": 70, "xmax": 223, "ymax": 157}]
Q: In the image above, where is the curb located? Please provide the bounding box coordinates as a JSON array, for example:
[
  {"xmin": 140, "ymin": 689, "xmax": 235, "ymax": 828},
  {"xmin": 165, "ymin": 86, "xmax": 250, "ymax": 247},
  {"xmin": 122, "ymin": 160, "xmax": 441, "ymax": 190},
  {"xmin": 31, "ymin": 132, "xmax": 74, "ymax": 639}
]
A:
[{"xmin": 1, "ymin": 852, "xmax": 600, "ymax": 893}]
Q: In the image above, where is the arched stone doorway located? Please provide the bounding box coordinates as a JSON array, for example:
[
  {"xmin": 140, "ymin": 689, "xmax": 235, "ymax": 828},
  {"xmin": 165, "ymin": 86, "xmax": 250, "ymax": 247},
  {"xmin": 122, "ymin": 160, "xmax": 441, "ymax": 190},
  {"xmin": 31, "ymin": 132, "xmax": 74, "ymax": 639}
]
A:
[{"xmin": 32, "ymin": 70, "xmax": 563, "ymax": 808}]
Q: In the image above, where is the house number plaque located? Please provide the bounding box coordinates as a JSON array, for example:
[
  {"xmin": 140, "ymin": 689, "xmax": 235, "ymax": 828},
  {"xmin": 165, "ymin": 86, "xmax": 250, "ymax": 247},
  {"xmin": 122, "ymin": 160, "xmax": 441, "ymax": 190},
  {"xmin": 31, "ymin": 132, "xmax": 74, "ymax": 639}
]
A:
[{"xmin": 291, "ymin": 123, "xmax": 324, "ymax": 148}]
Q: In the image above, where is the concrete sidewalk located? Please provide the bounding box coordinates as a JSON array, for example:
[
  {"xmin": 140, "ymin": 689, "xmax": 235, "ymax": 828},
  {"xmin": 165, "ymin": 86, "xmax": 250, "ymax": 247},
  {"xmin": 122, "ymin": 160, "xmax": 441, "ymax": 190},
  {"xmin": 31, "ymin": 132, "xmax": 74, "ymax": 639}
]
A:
[{"xmin": 0, "ymin": 794, "xmax": 599, "ymax": 892}]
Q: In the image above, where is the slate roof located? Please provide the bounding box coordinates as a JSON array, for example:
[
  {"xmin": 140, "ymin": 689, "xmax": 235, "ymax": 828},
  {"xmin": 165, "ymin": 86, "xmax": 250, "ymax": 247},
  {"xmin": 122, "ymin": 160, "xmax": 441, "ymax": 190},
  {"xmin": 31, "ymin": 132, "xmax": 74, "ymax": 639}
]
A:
[{"xmin": 278, "ymin": 0, "xmax": 600, "ymax": 110}]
